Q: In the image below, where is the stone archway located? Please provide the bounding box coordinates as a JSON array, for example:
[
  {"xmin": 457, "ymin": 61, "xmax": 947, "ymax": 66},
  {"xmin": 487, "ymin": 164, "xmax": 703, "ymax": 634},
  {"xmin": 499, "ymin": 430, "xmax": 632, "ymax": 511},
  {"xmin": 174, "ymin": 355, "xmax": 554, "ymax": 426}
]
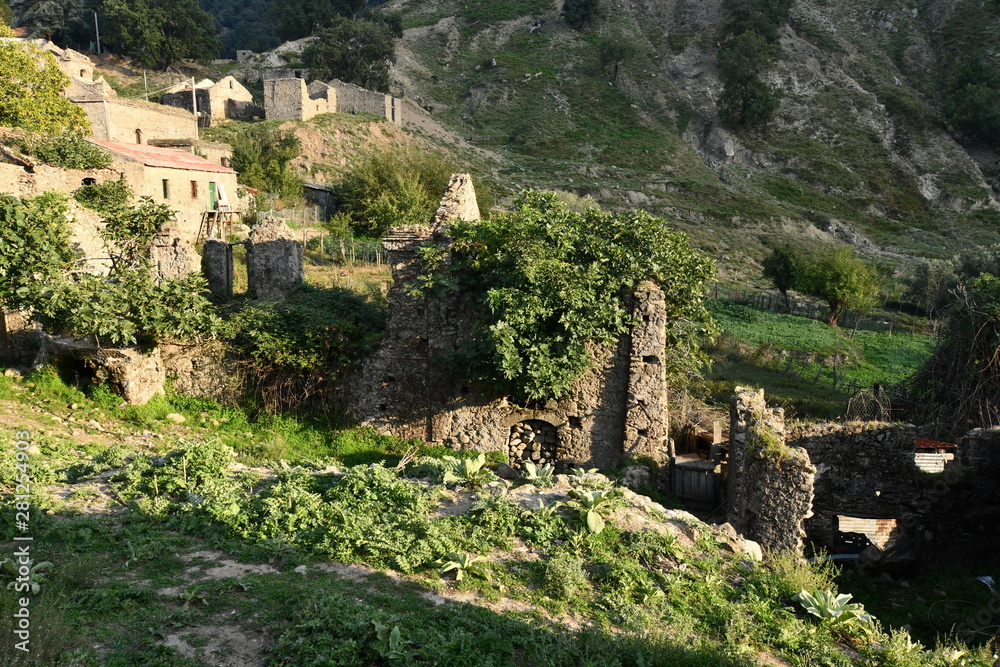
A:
[{"xmin": 507, "ymin": 420, "xmax": 559, "ymax": 468}]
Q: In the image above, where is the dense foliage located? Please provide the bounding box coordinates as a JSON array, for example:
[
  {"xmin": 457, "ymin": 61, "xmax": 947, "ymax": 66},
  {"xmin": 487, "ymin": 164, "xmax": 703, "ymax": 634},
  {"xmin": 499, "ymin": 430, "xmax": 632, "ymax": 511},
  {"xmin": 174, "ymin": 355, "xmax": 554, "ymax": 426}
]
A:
[
  {"xmin": 562, "ymin": 0, "xmax": 599, "ymax": 30},
  {"xmin": 200, "ymin": 0, "xmax": 279, "ymax": 57},
  {"xmin": 18, "ymin": 132, "xmax": 112, "ymax": 170},
  {"xmin": 717, "ymin": 0, "xmax": 792, "ymax": 125},
  {"xmin": 222, "ymin": 123, "xmax": 304, "ymax": 199},
  {"xmin": 0, "ymin": 41, "xmax": 89, "ymax": 133},
  {"xmin": 335, "ymin": 145, "xmax": 458, "ymax": 238},
  {"xmin": 0, "ymin": 193, "xmax": 75, "ymax": 308},
  {"xmin": 269, "ymin": 0, "xmax": 366, "ymax": 41},
  {"xmin": 597, "ymin": 34, "xmax": 637, "ymax": 82},
  {"xmin": 302, "ymin": 15, "xmax": 399, "ymax": 92},
  {"xmin": 10, "ymin": 0, "xmax": 90, "ymax": 45},
  {"xmin": 419, "ymin": 191, "xmax": 716, "ymax": 401},
  {"xmin": 907, "ymin": 243, "xmax": 1000, "ymax": 315},
  {"xmin": 0, "ymin": 191, "xmax": 219, "ymax": 346},
  {"xmin": 761, "ymin": 243, "xmax": 801, "ymax": 312},
  {"xmin": 219, "ymin": 285, "xmax": 386, "ymax": 412},
  {"xmin": 0, "ymin": 0, "xmax": 12, "ymax": 26},
  {"xmin": 100, "ymin": 0, "xmax": 219, "ymax": 69}
]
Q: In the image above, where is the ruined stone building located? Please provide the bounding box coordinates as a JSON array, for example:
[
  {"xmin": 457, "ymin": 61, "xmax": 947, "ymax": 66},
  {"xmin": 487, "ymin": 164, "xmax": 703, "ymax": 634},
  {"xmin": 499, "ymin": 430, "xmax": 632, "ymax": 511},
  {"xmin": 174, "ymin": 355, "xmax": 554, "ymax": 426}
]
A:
[
  {"xmin": 725, "ymin": 388, "xmax": 1000, "ymax": 559},
  {"xmin": 350, "ymin": 175, "xmax": 671, "ymax": 470},
  {"xmin": 161, "ymin": 77, "xmax": 259, "ymax": 123},
  {"xmin": 263, "ymin": 76, "xmax": 335, "ymax": 121},
  {"xmin": 261, "ymin": 71, "xmax": 404, "ymax": 125}
]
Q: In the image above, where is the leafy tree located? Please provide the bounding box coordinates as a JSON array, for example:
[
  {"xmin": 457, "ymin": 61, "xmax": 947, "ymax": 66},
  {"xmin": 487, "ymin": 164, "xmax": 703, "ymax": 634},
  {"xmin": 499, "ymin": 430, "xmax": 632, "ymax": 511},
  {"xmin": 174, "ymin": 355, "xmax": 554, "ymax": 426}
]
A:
[
  {"xmin": 0, "ymin": 193, "xmax": 76, "ymax": 309},
  {"xmin": 722, "ymin": 0, "xmax": 793, "ymax": 42},
  {"xmin": 717, "ymin": 30, "xmax": 781, "ymax": 125},
  {"xmin": 1, "ymin": 0, "xmax": 12, "ymax": 26},
  {"xmin": 0, "ymin": 40, "xmax": 89, "ymax": 133},
  {"xmin": 597, "ymin": 34, "xmax": 637, "ymax": 82},
  {"xmin": 562, "ymin": 0, "xmax": 599, "ymax": 30},
  {"xmin": 335, "ymin": 145, "xmax": 457, "ymax": 238},
  {"xmin": 303, "ymin": 16, "xmax": 397, "ymax": 91},
  {"xmin": 761, "ymin": 243, "xmax": 802, "ymax": 312},
  {"xmin": 100, "ymin": 0, "xmax": 219, "ymax": 70},
  {"xmin": 798, "ymin": 246, "xmax": 879, "ymax": 327},
  {"xmin": 11, "ymin": 0, "xmax": 90, "ymax": 46},
  {"xmin": 269, "ymin": 0, "xmax": 370, "ymax": 41},
  {"xmin": 418, "ymin": 191, "xmax": 716, "ymax": 401},
  {"xmin": 911, "ymin": 273, "xmax": 1000, "ymax": 431},
  {"xmin": 3, "ymin": 191, "xmax": 219, "ymax": 346},
  {"xmin": 945, "ymin": 82, "xmax": 1000, "ymax": 145},
  {"xmin": 200, "ymin": 0, "xmax": 279, "ymax": 57},
  {"xmin": 227, "ymin": 124, "xmax": 304, "ymax": 199}
]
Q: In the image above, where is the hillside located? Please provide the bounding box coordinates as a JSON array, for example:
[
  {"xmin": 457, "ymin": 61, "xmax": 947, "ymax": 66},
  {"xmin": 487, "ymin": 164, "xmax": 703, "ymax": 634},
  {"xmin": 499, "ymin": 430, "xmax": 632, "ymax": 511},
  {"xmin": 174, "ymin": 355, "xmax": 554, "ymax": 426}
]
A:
[{"xmin": 380, "ymin": 0, "xmax": 1000, "ymax": 275}]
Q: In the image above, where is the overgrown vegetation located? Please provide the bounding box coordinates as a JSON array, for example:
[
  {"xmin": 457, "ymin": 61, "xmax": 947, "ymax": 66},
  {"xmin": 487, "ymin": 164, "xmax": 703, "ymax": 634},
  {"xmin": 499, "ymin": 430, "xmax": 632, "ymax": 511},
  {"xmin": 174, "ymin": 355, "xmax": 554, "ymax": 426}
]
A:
[
  {"xmin": 15, "ymin": 132, "xmax": 112, "ymax": 170},
  {"xmin": 0, "ymin": 39, "xmax": 89, "ymax": 134},
  {"xmin": 418, "ymin": 190, "xmax": 716, "ymax": 401}
]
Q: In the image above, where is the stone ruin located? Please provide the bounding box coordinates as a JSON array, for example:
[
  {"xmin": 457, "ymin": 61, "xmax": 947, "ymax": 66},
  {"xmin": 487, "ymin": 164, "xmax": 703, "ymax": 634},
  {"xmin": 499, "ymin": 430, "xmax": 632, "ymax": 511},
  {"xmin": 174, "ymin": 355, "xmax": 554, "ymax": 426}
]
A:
[
  {"xmin": 507, "ymin": 420, "xmax": 560, "ymax": 468},
  {"xmin": 202, "ymin": 218, "xmax": 304, "ymax": 300},
  {"xmin": 349, "ymin": 174, "xmax": 672, "ymax": 471},
  {"xmin": 725, "ymin": 387, "xmax": 1000, "ymax": 560}
]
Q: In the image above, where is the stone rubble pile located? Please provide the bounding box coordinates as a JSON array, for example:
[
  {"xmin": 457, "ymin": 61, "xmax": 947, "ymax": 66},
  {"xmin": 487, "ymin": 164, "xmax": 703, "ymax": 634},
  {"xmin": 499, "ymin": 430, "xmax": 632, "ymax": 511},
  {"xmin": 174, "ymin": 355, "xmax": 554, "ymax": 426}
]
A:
[{"xmin": 507, "ymin": 420, "xmax": 559, "ymax": 467}]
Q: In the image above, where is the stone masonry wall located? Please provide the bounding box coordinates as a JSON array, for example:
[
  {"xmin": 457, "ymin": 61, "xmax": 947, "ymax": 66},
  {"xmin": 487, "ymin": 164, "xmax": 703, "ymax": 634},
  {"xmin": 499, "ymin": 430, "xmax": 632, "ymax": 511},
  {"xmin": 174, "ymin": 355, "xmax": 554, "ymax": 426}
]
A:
[
  {"xmin": 329, "ymin": 78, "xmax": 400, "ymax": 125},
  {"xmin": 264, "ymin": 78, "xmax": 334, "ymax": 121},
  {"xmin": 348, "ymin": 174, "xmax": 671, "ymax": 470},
  {"xmin": 727, "ymin": 388, "xmax": 816, "ymax": 554}
]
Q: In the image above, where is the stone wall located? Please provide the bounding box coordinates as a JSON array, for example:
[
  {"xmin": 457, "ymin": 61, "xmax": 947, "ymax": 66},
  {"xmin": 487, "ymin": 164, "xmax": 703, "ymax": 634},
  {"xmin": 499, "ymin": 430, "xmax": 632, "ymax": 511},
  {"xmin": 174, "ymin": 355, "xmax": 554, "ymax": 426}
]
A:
[
  {"xmin": 263, "ymin": 78, "xmax": 335, "ymax": 121},
  {"xmin": 726, "ymin": 388, "xmax": 816, "ymax": 554},
  {"xmin": 74, "ymin": 98, "xmax": 198, "ymax": 144},
  {"xmin": 150, "ymin": 229, "xmax": 197, "ymax": 280},
  {"xmin": 329, "ymin": 78, "xmax": 401, "ymax": 125},
  {"xmin": 348, "ymin": 175, "xmax": 671, "ymax": 470},
  {"xmin": 161, "ymin": 342, "xmax": 244, "ymax": 403}
]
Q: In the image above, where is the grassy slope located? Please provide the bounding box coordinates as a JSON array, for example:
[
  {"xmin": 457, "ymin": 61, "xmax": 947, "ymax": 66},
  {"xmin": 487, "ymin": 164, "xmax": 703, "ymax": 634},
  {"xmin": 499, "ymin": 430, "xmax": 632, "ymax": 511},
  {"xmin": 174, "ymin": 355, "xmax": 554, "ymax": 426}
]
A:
[
  {"xmin": 704, "ymin": 300, "xmax": 935, "ymax": 420},
  {"xmin": 0, "ymin": 370, "xmax": 994, "ymax": 666},
  {"xmin": 390, "ymin": 0, "xmax": 1000, "ymax": 270}
]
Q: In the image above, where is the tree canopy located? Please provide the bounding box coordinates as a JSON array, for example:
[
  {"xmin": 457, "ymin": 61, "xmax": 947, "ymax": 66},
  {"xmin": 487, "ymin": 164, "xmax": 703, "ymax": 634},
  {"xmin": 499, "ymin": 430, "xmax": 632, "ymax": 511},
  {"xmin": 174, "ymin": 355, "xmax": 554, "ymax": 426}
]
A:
[
  {"xmin": 226, "ymin": 124, "xmax": 304, "ymax": 200},
  {"xmin": 302, "ymin": 16, "xmax": 397, "ymax": 91},
  {"xmin": 100, "ymin": 0, "xmax": 219, "ymax": 69},
  {"xmin": 0, "ymin": 41, "xmax": 89, "ymax": 133},
  {"xmin": 798, "ymin": 246, "xmax": 879, "ymax": 327},
  {"xmin": 717, "ymin": 0, "xmax": 790, "ymax": 125},
  {"xmin": 418, "ymin": 191, "xmax": 716, "ymax": 401},
  {"xmin": 562, "ymin": 0, "xmax": 599, "ymax": 30},
  {"xmin": 11, "ymin": 0, "xmax": 90, "ymax": 46},
  {"xmin": 270, "ymin": 0, "xmax": 368, "ymax": 41},
  {"xmin": 761, "ymin": 243, "xmax": 802, "ymax": 312}
]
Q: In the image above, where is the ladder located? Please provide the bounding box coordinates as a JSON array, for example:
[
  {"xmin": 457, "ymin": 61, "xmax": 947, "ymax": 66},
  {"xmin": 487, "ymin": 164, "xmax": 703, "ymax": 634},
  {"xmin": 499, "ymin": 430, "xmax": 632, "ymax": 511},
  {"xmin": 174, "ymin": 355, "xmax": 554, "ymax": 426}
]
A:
[{"xmin": 196, "ymin": 206, "xmax": 243, "ymax": 243}]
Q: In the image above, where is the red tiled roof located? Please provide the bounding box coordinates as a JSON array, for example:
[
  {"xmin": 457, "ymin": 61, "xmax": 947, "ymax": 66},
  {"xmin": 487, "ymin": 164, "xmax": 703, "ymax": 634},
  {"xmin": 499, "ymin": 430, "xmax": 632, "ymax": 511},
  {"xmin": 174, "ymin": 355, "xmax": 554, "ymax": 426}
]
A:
[
  {"xmin": 915, "ymin": 437, "xmax": 958, "ymax": 449},
  {"xmin": 88, "ymin": 140, "xmax": 236, "ymax": 174}
]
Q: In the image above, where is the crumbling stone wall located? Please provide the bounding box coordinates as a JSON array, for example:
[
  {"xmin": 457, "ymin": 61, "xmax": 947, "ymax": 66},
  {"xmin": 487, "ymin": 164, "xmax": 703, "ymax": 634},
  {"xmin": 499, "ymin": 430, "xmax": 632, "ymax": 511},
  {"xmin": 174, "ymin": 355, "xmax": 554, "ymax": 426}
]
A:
[
  {"xmin": 727, "ymin": 388, "xmax": 816, "ymax": 554},
  {"xmin": 329, "ymin": 78, "xmax": 401, "ymax": 125},
  {"xmin": 161, "ymin": 342, "xmax": 244, "ymax": 403},
  {"xmin": 263, "ymin": 77, "xmax": 335, "ymax": 121},
  {"xmin": 151, "ymin": 229, "xmax": 197, "ymax": 280},
  {"xmin": 348, "ymin": 174, "xmax": 671, "ymax": 470}
]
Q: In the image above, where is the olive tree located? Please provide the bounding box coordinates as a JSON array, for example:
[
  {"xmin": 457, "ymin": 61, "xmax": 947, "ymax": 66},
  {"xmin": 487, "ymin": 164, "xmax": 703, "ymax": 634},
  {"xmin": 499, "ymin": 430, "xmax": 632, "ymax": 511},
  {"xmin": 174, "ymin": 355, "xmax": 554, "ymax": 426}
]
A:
[{"xmin": 798, "ymin": 246, "xmax": 879, "ymax": 327}]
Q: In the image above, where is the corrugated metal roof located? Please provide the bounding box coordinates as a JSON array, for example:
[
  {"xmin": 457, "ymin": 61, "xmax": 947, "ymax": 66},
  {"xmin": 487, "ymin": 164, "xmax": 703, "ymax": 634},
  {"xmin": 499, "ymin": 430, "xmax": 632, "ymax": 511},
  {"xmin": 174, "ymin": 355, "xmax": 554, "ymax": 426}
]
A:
[
  {"xmin": 88, "ymin": 140, "xmax": 236, "ymax": 174},
  {"xmin": 915, "ymin": 437, "xmax": 958, "ymax": 449}
]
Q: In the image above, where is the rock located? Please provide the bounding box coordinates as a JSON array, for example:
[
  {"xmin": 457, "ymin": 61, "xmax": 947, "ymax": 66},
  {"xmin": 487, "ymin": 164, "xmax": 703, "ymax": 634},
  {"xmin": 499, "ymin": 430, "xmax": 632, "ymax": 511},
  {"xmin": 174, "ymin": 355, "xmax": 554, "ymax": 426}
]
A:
[
  {"xmin": 4, "ymin": 368, "xmax": 22, "ymax": 378},
  {"xmin": 87, "ymin": 420, "xmax": 101, "ymax": 429},
  {"xmin": 294, "ymin": 565, "xmax": 308, "ymax": 575},
  {"xmin": 164, "ymin": 413, "xmax": 186, "ymax": 424},
  {"xmin": 26, "ymin": 445, "xmax": 42, "ymax": 456},
  {"xmin": 70, "ymin": 403, "xmax": 79, "ymax": 410},
  {"xmin": 741, "ymin": 540, "xmax": 763, "ymax": 562},
  {"xmin": 530, "ymin": 451, "xmax": 541, "ymax": 461},
  {"xmin": 496, "ymin": 462, "xmax": 521, "ymax": 480},
  {"xmin": 619, "ymin": 465, "xmax": 653, "ymax": 492}
]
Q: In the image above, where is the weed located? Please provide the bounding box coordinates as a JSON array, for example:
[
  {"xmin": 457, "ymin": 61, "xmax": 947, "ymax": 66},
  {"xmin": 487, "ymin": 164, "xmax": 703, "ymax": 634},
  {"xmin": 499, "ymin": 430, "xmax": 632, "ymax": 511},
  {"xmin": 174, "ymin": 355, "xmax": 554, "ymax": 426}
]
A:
[{"xmin": 438, "ymin": 552, "xmax": 492, "ymax": 582}]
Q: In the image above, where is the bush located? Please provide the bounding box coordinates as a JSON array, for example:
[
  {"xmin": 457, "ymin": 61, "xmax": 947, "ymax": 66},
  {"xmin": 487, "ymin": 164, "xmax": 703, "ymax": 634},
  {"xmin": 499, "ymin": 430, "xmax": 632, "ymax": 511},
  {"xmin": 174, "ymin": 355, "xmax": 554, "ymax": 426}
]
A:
[
  {"xmin": 23, "ymin": 133, "xmax": 112, "ymax": 170},
  {"xmin": 418, "ymin": 190, "xmax": 716, "ymax": 400},
  {"xmin": 74, "ymin": 178, "xmax": 133, "ymax": 215},
  {"xmin": 544, "ymin": 552, "xmax": 592, "ymax": 600},
  {"xmin": 335, "ymin": 145, "xmax": 458, "ymax": 238}
]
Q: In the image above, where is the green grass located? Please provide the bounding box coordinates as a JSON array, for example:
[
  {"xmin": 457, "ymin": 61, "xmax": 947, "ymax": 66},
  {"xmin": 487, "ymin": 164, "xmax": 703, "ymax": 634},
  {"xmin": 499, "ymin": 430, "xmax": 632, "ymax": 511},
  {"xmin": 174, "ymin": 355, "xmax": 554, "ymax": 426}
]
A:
[{"xmin": 705, "ymin": 300, "xmax": 936, "ymax": 419}]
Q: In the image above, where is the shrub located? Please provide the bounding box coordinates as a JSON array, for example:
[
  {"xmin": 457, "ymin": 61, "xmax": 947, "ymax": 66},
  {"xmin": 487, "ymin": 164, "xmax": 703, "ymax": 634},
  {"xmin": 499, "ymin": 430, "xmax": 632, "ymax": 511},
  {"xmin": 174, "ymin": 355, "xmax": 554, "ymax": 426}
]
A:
[
  {"xmin": 545, "ymin": 552, "xmax": 592, "ymax": 600},
  {"xmin": 417, "ymin": 190, "xmax": 716, "ymax": 401},
  {"xmin": 335, "ymin": 145, "xmax": 458, "ymax": 238},
  {"xmin": 22, "ymin": 133, "xmax": 112, "ymax": 170}
]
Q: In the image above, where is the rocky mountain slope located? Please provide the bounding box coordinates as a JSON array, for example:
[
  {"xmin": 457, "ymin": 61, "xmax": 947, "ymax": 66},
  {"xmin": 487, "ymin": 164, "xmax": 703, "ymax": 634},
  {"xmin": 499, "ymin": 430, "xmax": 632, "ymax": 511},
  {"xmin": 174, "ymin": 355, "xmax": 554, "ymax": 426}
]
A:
[{"xmin": 383, "ymin": 0, "xmax": 1000, "ymax": 273}]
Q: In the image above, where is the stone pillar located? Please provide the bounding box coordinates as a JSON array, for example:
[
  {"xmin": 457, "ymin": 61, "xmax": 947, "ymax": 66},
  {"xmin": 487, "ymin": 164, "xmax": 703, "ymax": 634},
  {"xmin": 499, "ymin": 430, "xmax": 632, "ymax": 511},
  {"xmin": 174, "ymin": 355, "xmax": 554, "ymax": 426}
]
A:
[
  {"xmin": 202, "ymin": 240, "xmax": 232, "ymax": 297},
  {"xmin": 247, "ymin": 239, "xmax": 303, "ymax": 301},
  {"xmin": 151, "ymin": 229, "xmax": 197, "ymax": 281},
  {"xmin": 727, "ymin": 387, "xmax": 815, "ymax": 554},
  {"xmin": 623, "ymin": 281, "xmax": 669, "ymax": 464}
]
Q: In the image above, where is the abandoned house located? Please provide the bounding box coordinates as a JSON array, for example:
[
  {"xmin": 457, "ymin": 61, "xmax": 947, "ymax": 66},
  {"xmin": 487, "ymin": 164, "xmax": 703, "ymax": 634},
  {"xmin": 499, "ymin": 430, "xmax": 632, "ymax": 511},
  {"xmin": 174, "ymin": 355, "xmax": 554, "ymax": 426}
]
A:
[
  {"xmin": 263, "ymin": 76, "xmax": 335, "ymax": 121},
  {"xmin": 350, "ymin": 175, "xmax": 671, "ymax": 472},
  {"xmin": 161, "ymin": 77, "xmax": 260, "ymax": 124},
  {"xmin": 88, "ymin": 140, "xmax": 245, "ymax": 244}
]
